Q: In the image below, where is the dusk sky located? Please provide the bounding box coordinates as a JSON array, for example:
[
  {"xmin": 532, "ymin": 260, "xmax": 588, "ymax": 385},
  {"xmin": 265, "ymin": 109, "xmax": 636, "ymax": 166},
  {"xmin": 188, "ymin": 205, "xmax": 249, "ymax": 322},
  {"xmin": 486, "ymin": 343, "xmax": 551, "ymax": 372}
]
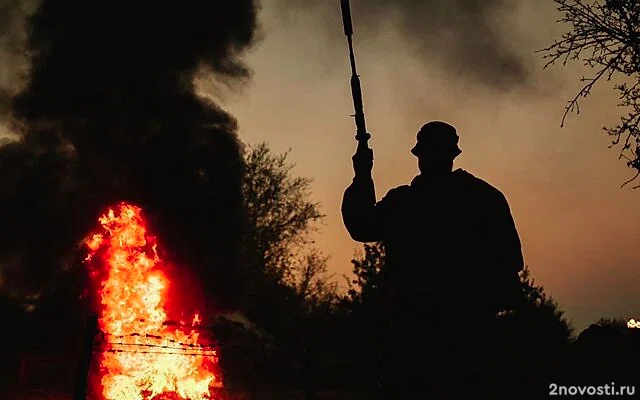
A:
[
  {"xmin": 1, "ymin": 0, "xmax": 638, "ymax": 333},
  {"xmin": 213, "ymin": 0, "xmax": 640, "ymax": 332}
]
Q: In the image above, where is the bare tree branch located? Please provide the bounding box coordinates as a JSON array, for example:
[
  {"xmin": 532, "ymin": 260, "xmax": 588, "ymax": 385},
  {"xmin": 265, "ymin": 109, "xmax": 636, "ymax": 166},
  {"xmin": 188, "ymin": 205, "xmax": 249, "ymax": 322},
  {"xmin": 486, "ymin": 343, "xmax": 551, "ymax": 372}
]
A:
[{"xmin": 539, "ymin": 0, "xmax": 640, "ymax": 186}]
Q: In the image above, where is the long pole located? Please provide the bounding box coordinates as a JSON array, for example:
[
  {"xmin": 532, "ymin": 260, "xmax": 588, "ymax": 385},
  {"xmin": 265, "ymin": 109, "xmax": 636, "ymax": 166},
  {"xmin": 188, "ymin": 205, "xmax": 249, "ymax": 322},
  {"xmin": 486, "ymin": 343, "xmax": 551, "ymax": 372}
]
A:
[
  {"xmin": 340, "ymin": 0, "xmax": 371, "ymax": 153},
  {"xmin": 73, "ymin": 314, "xmax": 98, "ymax": 400}
]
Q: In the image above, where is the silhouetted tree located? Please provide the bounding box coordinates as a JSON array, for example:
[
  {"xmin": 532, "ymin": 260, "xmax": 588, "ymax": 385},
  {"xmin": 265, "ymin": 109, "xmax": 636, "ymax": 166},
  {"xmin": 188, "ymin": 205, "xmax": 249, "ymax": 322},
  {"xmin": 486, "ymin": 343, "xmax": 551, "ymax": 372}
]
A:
[
  {"xmin": 494, "ymin": 266, "xmax": 574, "ymax": 398},
  {"xmin": 241, "ymin": 143, "xmax": 330, "ymax": 299},
  {"xmin": 223, "ymin": 143, "xmax": 337, "ymax": 393},
  {"xmin": 499, "ymin": 266, "xmax": 573, "ymax": 340},
  {"xmin": 568, "ymin": 317, "xmax": 640, "ymax": 386},
  {"xmin": 346, "ymin": 242, "xmax": 386, "ymax": 309},
  {"xmin": 540, "ymin": 0, "xmax": 640, "ymax": 187},
  {"xmin": 597, "ymin": 316, "xmax": 630, "ymax": 328},
  {"xmin": 295, "ymin": 248, "xmax": 337, "ymax": 309},
  {"xmin": 340, "ymin": 243, "xmax": 387, "ymax": 390}
]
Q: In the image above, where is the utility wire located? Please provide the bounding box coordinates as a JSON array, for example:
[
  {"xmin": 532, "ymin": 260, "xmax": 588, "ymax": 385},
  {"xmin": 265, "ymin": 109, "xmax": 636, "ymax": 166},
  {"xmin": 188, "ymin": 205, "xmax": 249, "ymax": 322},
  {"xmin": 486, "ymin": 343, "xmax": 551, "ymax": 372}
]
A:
[
  {"xmin": 96, "ymin": 332, "xmax": 218, "ymax": 346},
  {"xmin": 92, "ymin": 331, "xmax": 220, "ymax": 357},
  {"xmin": 95, "ymin": 342, "xmax": 216, "ymax": 351},
  {"xmin": 100, "ymin": 332, "xmax": 217, "ymax": 345},
  {"xmin": 89, "ymin": 325, "xmax": 264, "ymax": 358},
  {"xmin": 93, "ymin": 348, "xmax": 219, "ymax": 357}
]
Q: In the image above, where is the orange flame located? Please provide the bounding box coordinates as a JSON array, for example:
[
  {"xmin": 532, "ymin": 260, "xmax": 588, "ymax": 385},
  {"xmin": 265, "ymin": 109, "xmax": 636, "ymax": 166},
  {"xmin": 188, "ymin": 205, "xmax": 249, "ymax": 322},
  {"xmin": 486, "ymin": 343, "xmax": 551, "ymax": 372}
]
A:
[{"xmin": 85, "ymin": 203, "xmax": 221, "ymax": 400}]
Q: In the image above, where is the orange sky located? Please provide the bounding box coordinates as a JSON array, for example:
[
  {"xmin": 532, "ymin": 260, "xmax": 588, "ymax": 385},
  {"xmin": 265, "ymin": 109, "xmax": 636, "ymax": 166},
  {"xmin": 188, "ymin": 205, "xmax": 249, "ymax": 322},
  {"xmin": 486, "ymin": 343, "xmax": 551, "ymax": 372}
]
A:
[{"xmin": 215, "ymin": 1, "xmax": 640, "ymax": 332}]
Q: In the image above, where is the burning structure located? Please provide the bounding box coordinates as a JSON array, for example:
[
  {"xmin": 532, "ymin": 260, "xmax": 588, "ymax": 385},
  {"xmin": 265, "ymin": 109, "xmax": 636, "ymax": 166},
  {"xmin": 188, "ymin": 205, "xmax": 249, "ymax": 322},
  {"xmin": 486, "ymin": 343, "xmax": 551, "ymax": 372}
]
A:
[{"xmin": 86, "ymin": 203, "xmax": 221, "ymax": 400}]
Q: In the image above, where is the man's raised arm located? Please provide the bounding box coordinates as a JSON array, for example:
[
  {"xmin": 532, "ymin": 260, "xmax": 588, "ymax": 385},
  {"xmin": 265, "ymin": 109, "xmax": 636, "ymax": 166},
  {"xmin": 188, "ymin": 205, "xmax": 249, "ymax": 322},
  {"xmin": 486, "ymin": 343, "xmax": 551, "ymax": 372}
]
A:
[
  {"xmin": 341, "ymin": 147, "xmax": 384, "ymax": 242},
  {"xmin": 342, "ymin": 174, "xmax": 382, "ymax": 242}
]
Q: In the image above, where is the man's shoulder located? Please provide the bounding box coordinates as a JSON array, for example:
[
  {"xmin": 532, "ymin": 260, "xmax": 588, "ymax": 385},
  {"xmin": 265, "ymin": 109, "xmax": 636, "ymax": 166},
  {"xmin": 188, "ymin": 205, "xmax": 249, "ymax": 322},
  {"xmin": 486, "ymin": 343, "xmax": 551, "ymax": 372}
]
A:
[
  {"xmin": 453, "ymin": 169, "xmax": 506, "ymax": 200},
  {"xmin": 381, "ymin": 184, "xmax": 413, "ymax": 203}
]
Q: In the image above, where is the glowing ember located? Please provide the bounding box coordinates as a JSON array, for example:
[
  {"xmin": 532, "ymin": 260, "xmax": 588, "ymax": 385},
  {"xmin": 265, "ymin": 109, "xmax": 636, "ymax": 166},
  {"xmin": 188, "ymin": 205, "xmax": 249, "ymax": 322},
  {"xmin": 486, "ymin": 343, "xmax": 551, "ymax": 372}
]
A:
[{"xmin": 85, "ymin": 203, "xmax": 221, "ymax": 400}]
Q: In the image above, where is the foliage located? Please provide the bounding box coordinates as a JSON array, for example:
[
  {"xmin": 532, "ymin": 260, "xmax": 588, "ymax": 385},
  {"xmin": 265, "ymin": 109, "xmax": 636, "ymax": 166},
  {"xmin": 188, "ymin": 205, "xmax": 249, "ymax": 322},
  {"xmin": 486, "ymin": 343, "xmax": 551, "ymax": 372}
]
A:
[
  {"xmin": 241, "ymin": 142, "xmax": 333, "ymax": 304},
  {"xmin": 294, "ymin": 248, "xmax": 337, "ymax": 310},
  {"xmin": 500, "ymin": 265, "xmax": 574, "ymax": 341},
  {"xmin": 330, "ymin": 242, "xmax": 388, "ymax": 389},
  {"xmin": 540, "ymin": 0, "xmax": 640, "ymax": 187},
  {"xmin": 345, "ymin": 242, "xmax": 386, "ymax": 309}
]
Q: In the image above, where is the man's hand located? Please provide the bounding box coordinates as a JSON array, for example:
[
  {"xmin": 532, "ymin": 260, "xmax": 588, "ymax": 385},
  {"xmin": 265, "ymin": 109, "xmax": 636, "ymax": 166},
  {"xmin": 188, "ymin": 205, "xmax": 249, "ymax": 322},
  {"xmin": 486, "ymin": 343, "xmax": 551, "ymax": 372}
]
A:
[{"xmin": 352, "ymin": 146, "xmax": 373, "ymax": 178}]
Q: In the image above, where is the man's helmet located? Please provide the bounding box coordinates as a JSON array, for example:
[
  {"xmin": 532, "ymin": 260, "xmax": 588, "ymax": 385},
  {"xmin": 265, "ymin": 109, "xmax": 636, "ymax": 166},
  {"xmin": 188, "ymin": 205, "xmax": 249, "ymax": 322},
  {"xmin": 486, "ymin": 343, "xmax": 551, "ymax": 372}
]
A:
[{"xmin": 411, "ymin": 121, "xmax": 462, "ymax": 159}]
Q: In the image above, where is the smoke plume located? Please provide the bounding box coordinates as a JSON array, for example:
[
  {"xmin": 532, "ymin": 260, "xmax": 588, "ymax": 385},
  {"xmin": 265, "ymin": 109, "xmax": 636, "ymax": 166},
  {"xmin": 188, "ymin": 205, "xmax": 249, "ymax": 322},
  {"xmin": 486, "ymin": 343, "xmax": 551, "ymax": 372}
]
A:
[
  {"xmin": 0, "ymin": 0, "xmax": 260, "ymax": 312},
  {"xmin": 280, "ymin": 0, "xmax": 531, "ymax": 90}
]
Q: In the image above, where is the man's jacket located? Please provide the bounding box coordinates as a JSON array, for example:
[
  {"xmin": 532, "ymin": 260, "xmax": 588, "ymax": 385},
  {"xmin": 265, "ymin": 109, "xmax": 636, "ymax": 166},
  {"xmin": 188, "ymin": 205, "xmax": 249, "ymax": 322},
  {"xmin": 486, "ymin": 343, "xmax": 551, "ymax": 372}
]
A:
[{"xmin": 341, "ymin": 169, "xmax": 524, "ymax": 324}]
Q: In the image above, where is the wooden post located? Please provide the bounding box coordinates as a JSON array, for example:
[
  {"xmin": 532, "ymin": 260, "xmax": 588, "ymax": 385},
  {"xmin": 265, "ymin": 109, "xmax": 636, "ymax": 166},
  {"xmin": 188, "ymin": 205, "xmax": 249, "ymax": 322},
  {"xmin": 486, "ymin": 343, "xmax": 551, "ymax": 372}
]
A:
[{"xmin": 73, "ymin": 314, "xmax": 98, "ymax": 400}]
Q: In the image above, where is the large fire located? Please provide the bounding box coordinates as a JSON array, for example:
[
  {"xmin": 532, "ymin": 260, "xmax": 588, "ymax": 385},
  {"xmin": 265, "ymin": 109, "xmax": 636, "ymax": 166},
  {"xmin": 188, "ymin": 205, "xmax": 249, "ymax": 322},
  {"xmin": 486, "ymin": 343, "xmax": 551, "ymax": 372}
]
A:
[{"xmin": 85, "ymin": 203, "xmax": 221, "ymax": 400}]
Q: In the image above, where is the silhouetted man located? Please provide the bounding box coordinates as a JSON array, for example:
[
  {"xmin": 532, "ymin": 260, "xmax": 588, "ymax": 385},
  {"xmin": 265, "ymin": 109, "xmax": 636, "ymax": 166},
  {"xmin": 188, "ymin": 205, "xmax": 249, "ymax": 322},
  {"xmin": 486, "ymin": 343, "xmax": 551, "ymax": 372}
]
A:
[{"xmin": 342, "ymin": 121, "xmax": 524, "ymax": 399}]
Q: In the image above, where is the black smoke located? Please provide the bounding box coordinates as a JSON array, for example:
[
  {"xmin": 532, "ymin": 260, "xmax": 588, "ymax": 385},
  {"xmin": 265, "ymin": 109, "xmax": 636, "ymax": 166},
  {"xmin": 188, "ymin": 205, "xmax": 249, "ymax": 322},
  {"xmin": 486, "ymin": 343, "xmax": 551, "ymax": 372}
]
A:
[
  {"xmin": 280, "ymin": 0, "xmax": 530, "ymax": 91},
  {"xmin": 0, "ymin": 0, "xmax": 260, "ymax": 313}
]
